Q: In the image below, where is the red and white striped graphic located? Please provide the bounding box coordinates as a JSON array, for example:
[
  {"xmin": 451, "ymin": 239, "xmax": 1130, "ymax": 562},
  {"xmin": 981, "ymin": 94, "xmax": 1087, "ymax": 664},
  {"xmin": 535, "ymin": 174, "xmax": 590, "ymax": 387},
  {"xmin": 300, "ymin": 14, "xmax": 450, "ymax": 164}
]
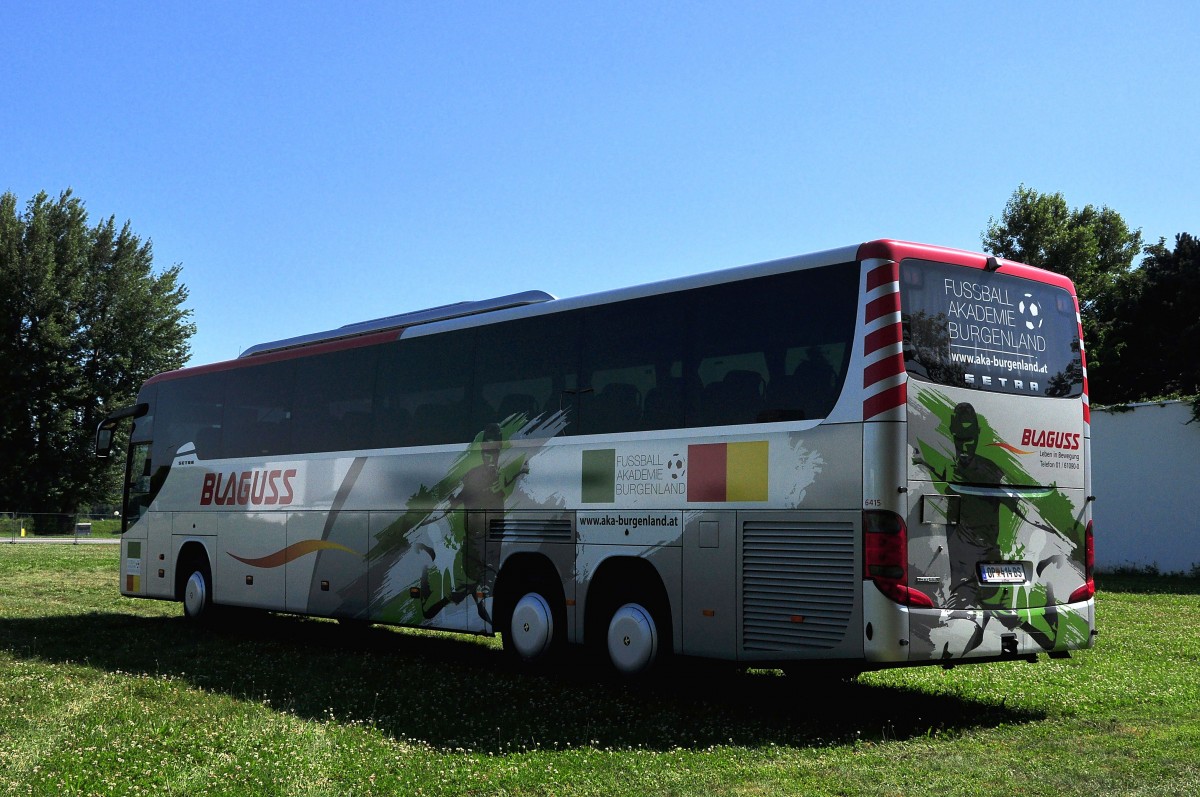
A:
[
  {"xmin": 862, "ymin": 260, "xmax": 907, "ymax": 420},
  {"xmin": 1077, "ymin": 297, "xmax": 1090, "ymax": 433}
]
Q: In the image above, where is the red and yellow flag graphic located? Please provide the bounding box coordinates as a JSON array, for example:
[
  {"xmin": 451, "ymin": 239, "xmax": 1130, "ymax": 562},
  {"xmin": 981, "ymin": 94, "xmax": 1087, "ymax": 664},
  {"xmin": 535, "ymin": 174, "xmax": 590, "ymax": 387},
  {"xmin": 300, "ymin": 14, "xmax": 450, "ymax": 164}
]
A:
[{"xmin": 687, "ymin": 441, "xmax": 769, "ymax": 502}]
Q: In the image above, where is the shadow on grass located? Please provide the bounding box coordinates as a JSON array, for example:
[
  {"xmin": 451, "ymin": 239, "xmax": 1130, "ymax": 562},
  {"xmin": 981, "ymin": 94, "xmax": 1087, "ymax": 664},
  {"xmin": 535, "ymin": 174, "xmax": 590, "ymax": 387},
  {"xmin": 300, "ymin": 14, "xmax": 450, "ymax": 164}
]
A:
[{"xmin": 0, "ymin": 609, "xmax": 1044, "ymax": 752}]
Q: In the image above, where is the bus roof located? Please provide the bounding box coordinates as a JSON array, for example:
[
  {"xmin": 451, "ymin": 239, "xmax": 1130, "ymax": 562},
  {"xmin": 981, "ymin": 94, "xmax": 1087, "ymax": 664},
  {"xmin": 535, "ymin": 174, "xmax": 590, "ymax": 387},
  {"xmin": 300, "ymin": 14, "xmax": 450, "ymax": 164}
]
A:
[
  {"xmin": 238, "ymin": 290, "xmax": 556, "ymax": 359},
  {"xmin": 145, "ymin": 239, "xmax": 1076, "ymax": 386},
  {"xmin": 858, "ymin": 239, "xmax": 1079, "ymax": 294}
]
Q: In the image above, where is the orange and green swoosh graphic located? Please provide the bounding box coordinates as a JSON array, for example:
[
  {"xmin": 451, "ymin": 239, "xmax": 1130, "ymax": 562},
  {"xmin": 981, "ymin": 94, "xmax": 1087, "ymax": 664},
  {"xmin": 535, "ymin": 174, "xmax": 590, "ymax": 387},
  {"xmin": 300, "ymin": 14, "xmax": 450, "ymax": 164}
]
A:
[
  {"xmin": 988, "ymin": 441, "xmax": 1033, "ymax": 455},
  {"xmin": 228, "ymin": 539, "xmax": 361, "ymax": 569}
]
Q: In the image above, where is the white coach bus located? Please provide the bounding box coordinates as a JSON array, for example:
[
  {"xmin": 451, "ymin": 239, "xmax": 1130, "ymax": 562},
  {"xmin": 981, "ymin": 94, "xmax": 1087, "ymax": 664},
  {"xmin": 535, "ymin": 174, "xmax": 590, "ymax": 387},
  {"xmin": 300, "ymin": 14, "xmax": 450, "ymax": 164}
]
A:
[{"xmin": 97, "ymin": 239, "xmax": 1096, "ymax": 676}]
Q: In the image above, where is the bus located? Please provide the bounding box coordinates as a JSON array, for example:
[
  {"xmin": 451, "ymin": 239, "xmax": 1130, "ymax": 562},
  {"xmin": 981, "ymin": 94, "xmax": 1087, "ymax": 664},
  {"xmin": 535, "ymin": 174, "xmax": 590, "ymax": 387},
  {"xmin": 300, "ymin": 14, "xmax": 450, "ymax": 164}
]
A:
[{"xmin": 96, "ymin": 239, "xmax": 1096, "ymax": 676}]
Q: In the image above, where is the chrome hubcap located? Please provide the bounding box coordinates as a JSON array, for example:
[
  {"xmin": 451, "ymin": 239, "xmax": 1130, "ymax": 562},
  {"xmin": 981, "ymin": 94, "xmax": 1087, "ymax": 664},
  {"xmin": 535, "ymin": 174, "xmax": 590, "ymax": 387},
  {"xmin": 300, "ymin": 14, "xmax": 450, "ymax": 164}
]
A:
[
  {"xmin": 510, "ymin": 593, "xmax": 553, "ymax": 661},
  {"xmin": 607, "ymin": 603, "xmax": 657, "ymax": 675}
]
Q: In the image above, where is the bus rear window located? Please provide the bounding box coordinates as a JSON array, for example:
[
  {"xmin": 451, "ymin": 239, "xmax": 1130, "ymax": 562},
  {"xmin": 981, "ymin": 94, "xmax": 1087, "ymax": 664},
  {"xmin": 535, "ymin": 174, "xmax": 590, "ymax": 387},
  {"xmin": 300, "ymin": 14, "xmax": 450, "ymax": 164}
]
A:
[{"xmin": 899, "ymin": 259, "xmax": 1083, "ymax": 398}]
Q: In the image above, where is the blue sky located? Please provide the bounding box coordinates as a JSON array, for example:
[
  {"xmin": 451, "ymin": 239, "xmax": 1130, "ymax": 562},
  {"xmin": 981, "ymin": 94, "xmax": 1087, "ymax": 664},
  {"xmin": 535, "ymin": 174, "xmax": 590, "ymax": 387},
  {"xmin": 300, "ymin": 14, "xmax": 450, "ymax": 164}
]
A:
[{"xmin": 3, "ymin": 2, "xmax": 1197, "ymax": 368}]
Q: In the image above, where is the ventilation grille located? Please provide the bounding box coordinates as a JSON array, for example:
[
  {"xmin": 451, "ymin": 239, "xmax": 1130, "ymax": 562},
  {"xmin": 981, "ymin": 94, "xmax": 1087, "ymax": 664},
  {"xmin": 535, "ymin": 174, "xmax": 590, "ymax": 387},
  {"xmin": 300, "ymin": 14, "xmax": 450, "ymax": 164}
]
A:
[
  {"xmin": 742, "ymin": 520, "xmax": 855, "ymax": 651},
  {"xmin": 488, "ymin": 517, "xmax": 573, "ymax": 544}
]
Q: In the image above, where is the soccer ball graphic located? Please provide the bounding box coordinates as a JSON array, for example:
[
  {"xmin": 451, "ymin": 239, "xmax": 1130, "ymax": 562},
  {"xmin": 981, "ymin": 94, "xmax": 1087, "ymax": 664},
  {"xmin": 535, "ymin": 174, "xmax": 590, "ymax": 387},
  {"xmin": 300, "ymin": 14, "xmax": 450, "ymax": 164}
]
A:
[
  {"xmin": 1017, "ymin": 294, "xmax": 1043, "ymax": 330},
  {"xmin": 666, "ymin": 454, "xmax": 686, "ymax": 481}
]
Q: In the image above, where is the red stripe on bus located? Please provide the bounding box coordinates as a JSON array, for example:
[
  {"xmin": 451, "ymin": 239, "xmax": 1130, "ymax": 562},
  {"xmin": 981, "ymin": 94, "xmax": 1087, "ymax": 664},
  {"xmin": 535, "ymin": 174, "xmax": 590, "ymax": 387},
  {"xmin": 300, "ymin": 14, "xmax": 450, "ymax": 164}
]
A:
[
  {"xmin": 145, "ymin": 329, "xmax": 402, "ymax": 386},
  {"xmin": 863, "ymin": 354, "xmax": 905, "ymax": 388},
  {"xmin": 863, "ymin": 383, "xmax": 907, "ymax": 419},
  {"xmin": 863, "ymin": 324, "xmax": 902, "ymax": 355},
  {"xmin": 864, "ymin": 291, "xmax": 900, "ymax": 324},
  {"xmin": 865, "ymin": 262, "xmax": 898, "ymax": 292},
  {"xmin": 1076, "ymin": 301, "xmax": 1090, "ymax": 423}
]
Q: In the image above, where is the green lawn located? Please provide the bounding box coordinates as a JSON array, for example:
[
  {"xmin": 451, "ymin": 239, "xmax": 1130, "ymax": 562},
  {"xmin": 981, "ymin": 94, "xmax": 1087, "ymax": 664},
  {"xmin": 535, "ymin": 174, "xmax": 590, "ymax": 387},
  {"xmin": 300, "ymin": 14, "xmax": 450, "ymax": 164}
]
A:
[{"xmin": 1, "ymin": 545, "xmax": 1197, "ymax": 796}]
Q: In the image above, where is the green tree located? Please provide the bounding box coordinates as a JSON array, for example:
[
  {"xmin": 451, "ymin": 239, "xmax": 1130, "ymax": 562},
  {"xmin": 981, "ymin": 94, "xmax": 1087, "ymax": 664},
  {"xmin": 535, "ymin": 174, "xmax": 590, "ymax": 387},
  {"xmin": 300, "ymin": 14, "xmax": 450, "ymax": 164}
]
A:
[
  {"xmin": 0, "ymin": 190, "xmax": 194, "ymax": 530},
  {"xmin": 982, "ymin": 185, "xmax": 1142, "ymax": 404},
  {"xmin": 1102, "ymin": 233, "xmax": 1200, "ymax": 404}
]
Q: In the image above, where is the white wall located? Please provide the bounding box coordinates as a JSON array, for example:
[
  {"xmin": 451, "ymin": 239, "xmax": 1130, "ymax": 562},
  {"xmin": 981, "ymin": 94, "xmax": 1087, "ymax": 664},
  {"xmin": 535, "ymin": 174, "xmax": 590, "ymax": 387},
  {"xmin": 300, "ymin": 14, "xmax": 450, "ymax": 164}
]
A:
[{"xmin": 1091, "ymin": 401, "xmax": 1200, "ymax": 573}]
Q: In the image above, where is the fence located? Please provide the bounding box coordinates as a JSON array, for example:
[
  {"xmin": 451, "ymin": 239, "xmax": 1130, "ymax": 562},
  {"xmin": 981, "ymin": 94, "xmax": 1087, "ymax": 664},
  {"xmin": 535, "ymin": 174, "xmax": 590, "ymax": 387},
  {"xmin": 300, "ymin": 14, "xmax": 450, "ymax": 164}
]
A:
[{"xmin": 2, "ymin": 512, "xmax": 123, "ymax": 543}]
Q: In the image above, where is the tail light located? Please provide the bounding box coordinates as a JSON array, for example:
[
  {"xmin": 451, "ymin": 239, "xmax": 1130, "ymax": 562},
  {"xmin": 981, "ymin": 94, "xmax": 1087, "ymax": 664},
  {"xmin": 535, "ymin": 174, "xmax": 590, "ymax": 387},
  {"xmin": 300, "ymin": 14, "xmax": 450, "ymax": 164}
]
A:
[
  {"xmin": 863, "ymin": 510, "xmax": 934, "ymax": 608},
  {"xmin": 1068, "ymin": 520, "xmax": 1095, "ymax": 603}
]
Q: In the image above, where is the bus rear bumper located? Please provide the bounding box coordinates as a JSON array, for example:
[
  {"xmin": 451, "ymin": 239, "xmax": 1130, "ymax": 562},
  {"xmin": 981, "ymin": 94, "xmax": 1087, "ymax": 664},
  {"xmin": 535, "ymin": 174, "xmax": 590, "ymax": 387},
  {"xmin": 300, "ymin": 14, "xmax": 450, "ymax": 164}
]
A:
[{"xmin": 864, "ymin": 585, "xmax": 1096, "ymax": 664}]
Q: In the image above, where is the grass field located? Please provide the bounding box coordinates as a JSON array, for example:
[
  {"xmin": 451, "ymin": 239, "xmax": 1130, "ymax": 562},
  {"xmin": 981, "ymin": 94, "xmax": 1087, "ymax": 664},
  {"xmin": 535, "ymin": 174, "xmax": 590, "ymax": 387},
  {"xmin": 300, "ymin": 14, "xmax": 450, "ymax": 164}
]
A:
[{"xmin": 1, "ymin": 545, "xmax": 1197, "ymax": 796}]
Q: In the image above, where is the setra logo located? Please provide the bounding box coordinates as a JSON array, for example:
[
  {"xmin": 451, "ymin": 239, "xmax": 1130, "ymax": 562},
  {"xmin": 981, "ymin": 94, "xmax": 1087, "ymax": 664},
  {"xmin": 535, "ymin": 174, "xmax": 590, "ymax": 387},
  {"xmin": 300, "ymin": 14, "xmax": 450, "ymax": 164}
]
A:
[{"xmin": 200, "ymin": 469, "xmax": 297, "ymax": 506}]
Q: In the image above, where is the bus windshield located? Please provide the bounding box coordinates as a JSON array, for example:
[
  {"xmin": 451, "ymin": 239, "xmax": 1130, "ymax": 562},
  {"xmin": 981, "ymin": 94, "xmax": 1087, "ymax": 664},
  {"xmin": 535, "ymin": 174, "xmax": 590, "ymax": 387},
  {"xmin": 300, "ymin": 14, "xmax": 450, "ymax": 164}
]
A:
[{"xmin": 900, "ymin": 259, "xmax": 1084, "ymax": 398}]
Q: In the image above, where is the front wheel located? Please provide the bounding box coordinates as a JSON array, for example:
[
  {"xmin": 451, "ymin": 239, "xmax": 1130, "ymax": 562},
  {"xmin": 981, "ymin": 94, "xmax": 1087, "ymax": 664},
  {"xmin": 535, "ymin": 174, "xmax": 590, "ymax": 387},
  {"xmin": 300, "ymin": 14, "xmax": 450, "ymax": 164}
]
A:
[
  {"xmin": 182, "ymin": 562, "xmax": 213, "ymax": 621},
  {"xmin": 606, "ymin": 602, "xmax": 660, "ymax": 676}
]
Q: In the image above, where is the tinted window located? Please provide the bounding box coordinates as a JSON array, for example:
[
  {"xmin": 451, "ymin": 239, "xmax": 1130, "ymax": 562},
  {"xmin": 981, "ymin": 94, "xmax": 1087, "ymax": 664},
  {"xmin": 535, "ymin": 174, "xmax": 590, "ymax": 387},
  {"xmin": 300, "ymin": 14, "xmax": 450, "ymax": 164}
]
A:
[
  {"xmin": 223, "ymin": 360, "xmax": 295, "ymax": 457},
  {"xmin": 900, "ymin": 259, "xmax": 1084, "ymax": 398},
  {"xmin": 374, "ymin": 329, "xmax": 475, "ymax": 447},
  {"xmin": 475, "ymin": 314, "xmax": 578, "ymax": 432},
  {"xmin": 580, "ymin": 294, "xmax": 684, "ymax": 434},
  {"xmin": 125, "ymin": 442, "xmax": 153, "ymax": 526},
  {"xmin": 155, "ymin": 372, "xmax": 225, "ymax": 463},
  {"xmin": 687, "ymin": 265, "xmax": 858, "ymax": 426},
  {"xmin": 292, "ymin": 346, "xmax": 378, "ymax": 452},
  {"xmin": 145, "ymin": 261, "xmax": 862, "ymax": 460}
]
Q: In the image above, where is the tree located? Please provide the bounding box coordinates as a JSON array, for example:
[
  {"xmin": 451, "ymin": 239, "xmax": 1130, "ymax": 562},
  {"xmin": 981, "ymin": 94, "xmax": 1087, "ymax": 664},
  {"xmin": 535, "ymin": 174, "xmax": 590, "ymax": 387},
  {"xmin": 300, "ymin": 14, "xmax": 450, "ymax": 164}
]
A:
[
  {"xmin": 1101, "ymin": 233, "xmax": 1200, "ymax": 404},
  {"xmin": 0, "ymin": 190, "xmax": 194, "ymax": 530},
  {"xmin": 981, "ymin": 185, "xmax": 1142, "ymax": 405}
]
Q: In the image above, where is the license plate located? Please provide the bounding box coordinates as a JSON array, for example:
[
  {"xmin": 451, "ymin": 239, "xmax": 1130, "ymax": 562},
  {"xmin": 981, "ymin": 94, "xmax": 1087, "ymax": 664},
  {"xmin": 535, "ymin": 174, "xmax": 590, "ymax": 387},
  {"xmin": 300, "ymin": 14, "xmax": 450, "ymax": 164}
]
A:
[{"xmin": 979, "ymin": 563, "xmax": 1026, "ymax": 584}]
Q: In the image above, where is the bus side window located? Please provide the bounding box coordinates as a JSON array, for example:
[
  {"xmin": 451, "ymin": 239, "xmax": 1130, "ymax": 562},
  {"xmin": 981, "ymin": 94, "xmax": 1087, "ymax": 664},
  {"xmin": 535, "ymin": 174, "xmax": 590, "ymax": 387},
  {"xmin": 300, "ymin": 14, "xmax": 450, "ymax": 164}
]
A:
[
  {"xmin": 687, "ymin": 265, "xmax": 858, "ymax": 428},
  {"xmin": 126, "ymin": 442, "xmax": 153, "ymax": 524},
  {"xmin": 474, "ymin": 314, "xmax": 578, "ymax": 434},
  {"xmin": 580, "ymin": 294, "xmax": 684, "ymax": 434},
  {"xmin": 155, "ymin": 372, "xmax": 225, "ymax": 464},
  {"xmin": 292, "ymin": 346, "xmax": 378, "ymax": 453},
  {"xmin": 776, "ymin": 347, "xmax": 841, "ymax": 421},
  {"xmin": 642, "ymin": 375, "xmax": 685, "ymax": 430},
  {"xmin": 375, "ymin": 329, "xmax": 476, "ymax": 447},
  {"xmin": 223, "ymin": 360, "xmax": 295, "ymax": 458},
  {"xmin": 589, "ymin": 381, "xmax": 642, "ymax": 432}
]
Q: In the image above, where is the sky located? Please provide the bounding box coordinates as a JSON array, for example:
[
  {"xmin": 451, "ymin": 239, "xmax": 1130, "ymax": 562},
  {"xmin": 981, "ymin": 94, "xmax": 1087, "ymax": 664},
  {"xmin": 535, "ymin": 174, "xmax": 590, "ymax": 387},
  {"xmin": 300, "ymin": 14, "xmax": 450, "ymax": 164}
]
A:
[{"xmin": 3, "ymin": 2, "xmax": 1197, "ymax": 369}]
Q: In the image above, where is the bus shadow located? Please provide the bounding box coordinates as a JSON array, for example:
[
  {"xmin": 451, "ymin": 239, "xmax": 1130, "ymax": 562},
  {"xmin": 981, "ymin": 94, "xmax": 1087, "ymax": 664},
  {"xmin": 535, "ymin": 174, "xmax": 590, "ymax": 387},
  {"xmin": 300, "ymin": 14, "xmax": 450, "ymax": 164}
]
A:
[{"xmin": 0, "ymin": 610, "xmax": 1045, "ymax": 752}]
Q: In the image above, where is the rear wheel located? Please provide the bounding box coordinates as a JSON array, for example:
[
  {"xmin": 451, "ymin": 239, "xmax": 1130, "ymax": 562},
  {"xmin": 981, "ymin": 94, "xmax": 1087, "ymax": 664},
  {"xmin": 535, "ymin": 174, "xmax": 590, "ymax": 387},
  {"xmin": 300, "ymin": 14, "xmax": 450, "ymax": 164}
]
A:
[{"xmin": 606, "ymin": 601, "xmax": 662, "ymax": 676}]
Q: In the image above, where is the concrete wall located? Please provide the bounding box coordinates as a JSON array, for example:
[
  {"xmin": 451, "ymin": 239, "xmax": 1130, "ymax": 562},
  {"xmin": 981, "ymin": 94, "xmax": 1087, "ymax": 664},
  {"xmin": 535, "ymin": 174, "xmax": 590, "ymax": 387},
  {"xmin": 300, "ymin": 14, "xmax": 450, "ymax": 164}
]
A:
[{"xmin": 1091, "ymin": 401, "xmax": 1200, "ymax": 573}]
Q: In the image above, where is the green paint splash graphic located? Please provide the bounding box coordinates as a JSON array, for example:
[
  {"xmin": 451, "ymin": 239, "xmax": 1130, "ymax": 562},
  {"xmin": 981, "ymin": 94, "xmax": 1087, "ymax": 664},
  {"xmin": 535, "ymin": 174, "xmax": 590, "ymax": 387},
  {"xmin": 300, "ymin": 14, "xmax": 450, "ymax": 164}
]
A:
[
  {"xmin": 914, "ymin": 386, "xmax": 1083, "ymax": 549},
  {"xmin": 367, "ymin": 415, "xmax": 533, "ymax": 625}
]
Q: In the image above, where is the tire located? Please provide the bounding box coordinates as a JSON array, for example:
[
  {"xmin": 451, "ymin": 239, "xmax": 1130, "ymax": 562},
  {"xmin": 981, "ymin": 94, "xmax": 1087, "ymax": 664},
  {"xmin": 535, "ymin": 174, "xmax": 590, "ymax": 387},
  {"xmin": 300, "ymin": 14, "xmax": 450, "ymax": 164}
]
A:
[
  {"xmin": 606, "ymin": 601, "xmax": 661, "ymax": 677},
  {"xmin": 504, "ymin": 591, "xmax": 557, "ymax": 663},
  {"xmin": 181, "ymin": 560, "xmax": 213, "ymax": 621}
]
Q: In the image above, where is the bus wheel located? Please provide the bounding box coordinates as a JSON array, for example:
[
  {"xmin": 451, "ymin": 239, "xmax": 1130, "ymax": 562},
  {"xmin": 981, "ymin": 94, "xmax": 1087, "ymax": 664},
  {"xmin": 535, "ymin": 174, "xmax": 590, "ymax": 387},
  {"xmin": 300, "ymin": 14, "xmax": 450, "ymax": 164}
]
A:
[
  {"xmin": 606, "ymin": 602, "xmax": 659, "ymax": 676},
  {"xmin": 505, "ymin": 592, "xmax": 555, "ymax": 663},
  {"xmin": 182, "ymin": 561, "xmax": 213, "ymax": 621}
]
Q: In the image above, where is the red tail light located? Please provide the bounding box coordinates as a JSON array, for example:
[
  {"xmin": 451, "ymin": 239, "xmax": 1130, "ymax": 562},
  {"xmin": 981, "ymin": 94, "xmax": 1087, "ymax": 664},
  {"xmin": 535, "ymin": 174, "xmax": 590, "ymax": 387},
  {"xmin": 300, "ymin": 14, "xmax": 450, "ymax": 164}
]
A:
[
  {"xmin": 1068, "ymin": 520, "xmax": 1095, "ymax": 603},
  {"xmin": 863, "ymin": 510, "xmax": 934, "ymax": 608}
]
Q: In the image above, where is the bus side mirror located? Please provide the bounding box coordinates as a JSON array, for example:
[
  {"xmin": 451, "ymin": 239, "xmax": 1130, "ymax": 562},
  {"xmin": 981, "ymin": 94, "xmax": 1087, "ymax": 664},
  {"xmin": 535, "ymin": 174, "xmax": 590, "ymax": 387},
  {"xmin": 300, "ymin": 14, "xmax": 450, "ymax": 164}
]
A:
[
  {"xmin": 95, "ymin": 425, "xmax": 114, "ymax": 458},
  {"xmin": 94, "ymin": 403, "xmax": 148, "ymax": 459}
]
